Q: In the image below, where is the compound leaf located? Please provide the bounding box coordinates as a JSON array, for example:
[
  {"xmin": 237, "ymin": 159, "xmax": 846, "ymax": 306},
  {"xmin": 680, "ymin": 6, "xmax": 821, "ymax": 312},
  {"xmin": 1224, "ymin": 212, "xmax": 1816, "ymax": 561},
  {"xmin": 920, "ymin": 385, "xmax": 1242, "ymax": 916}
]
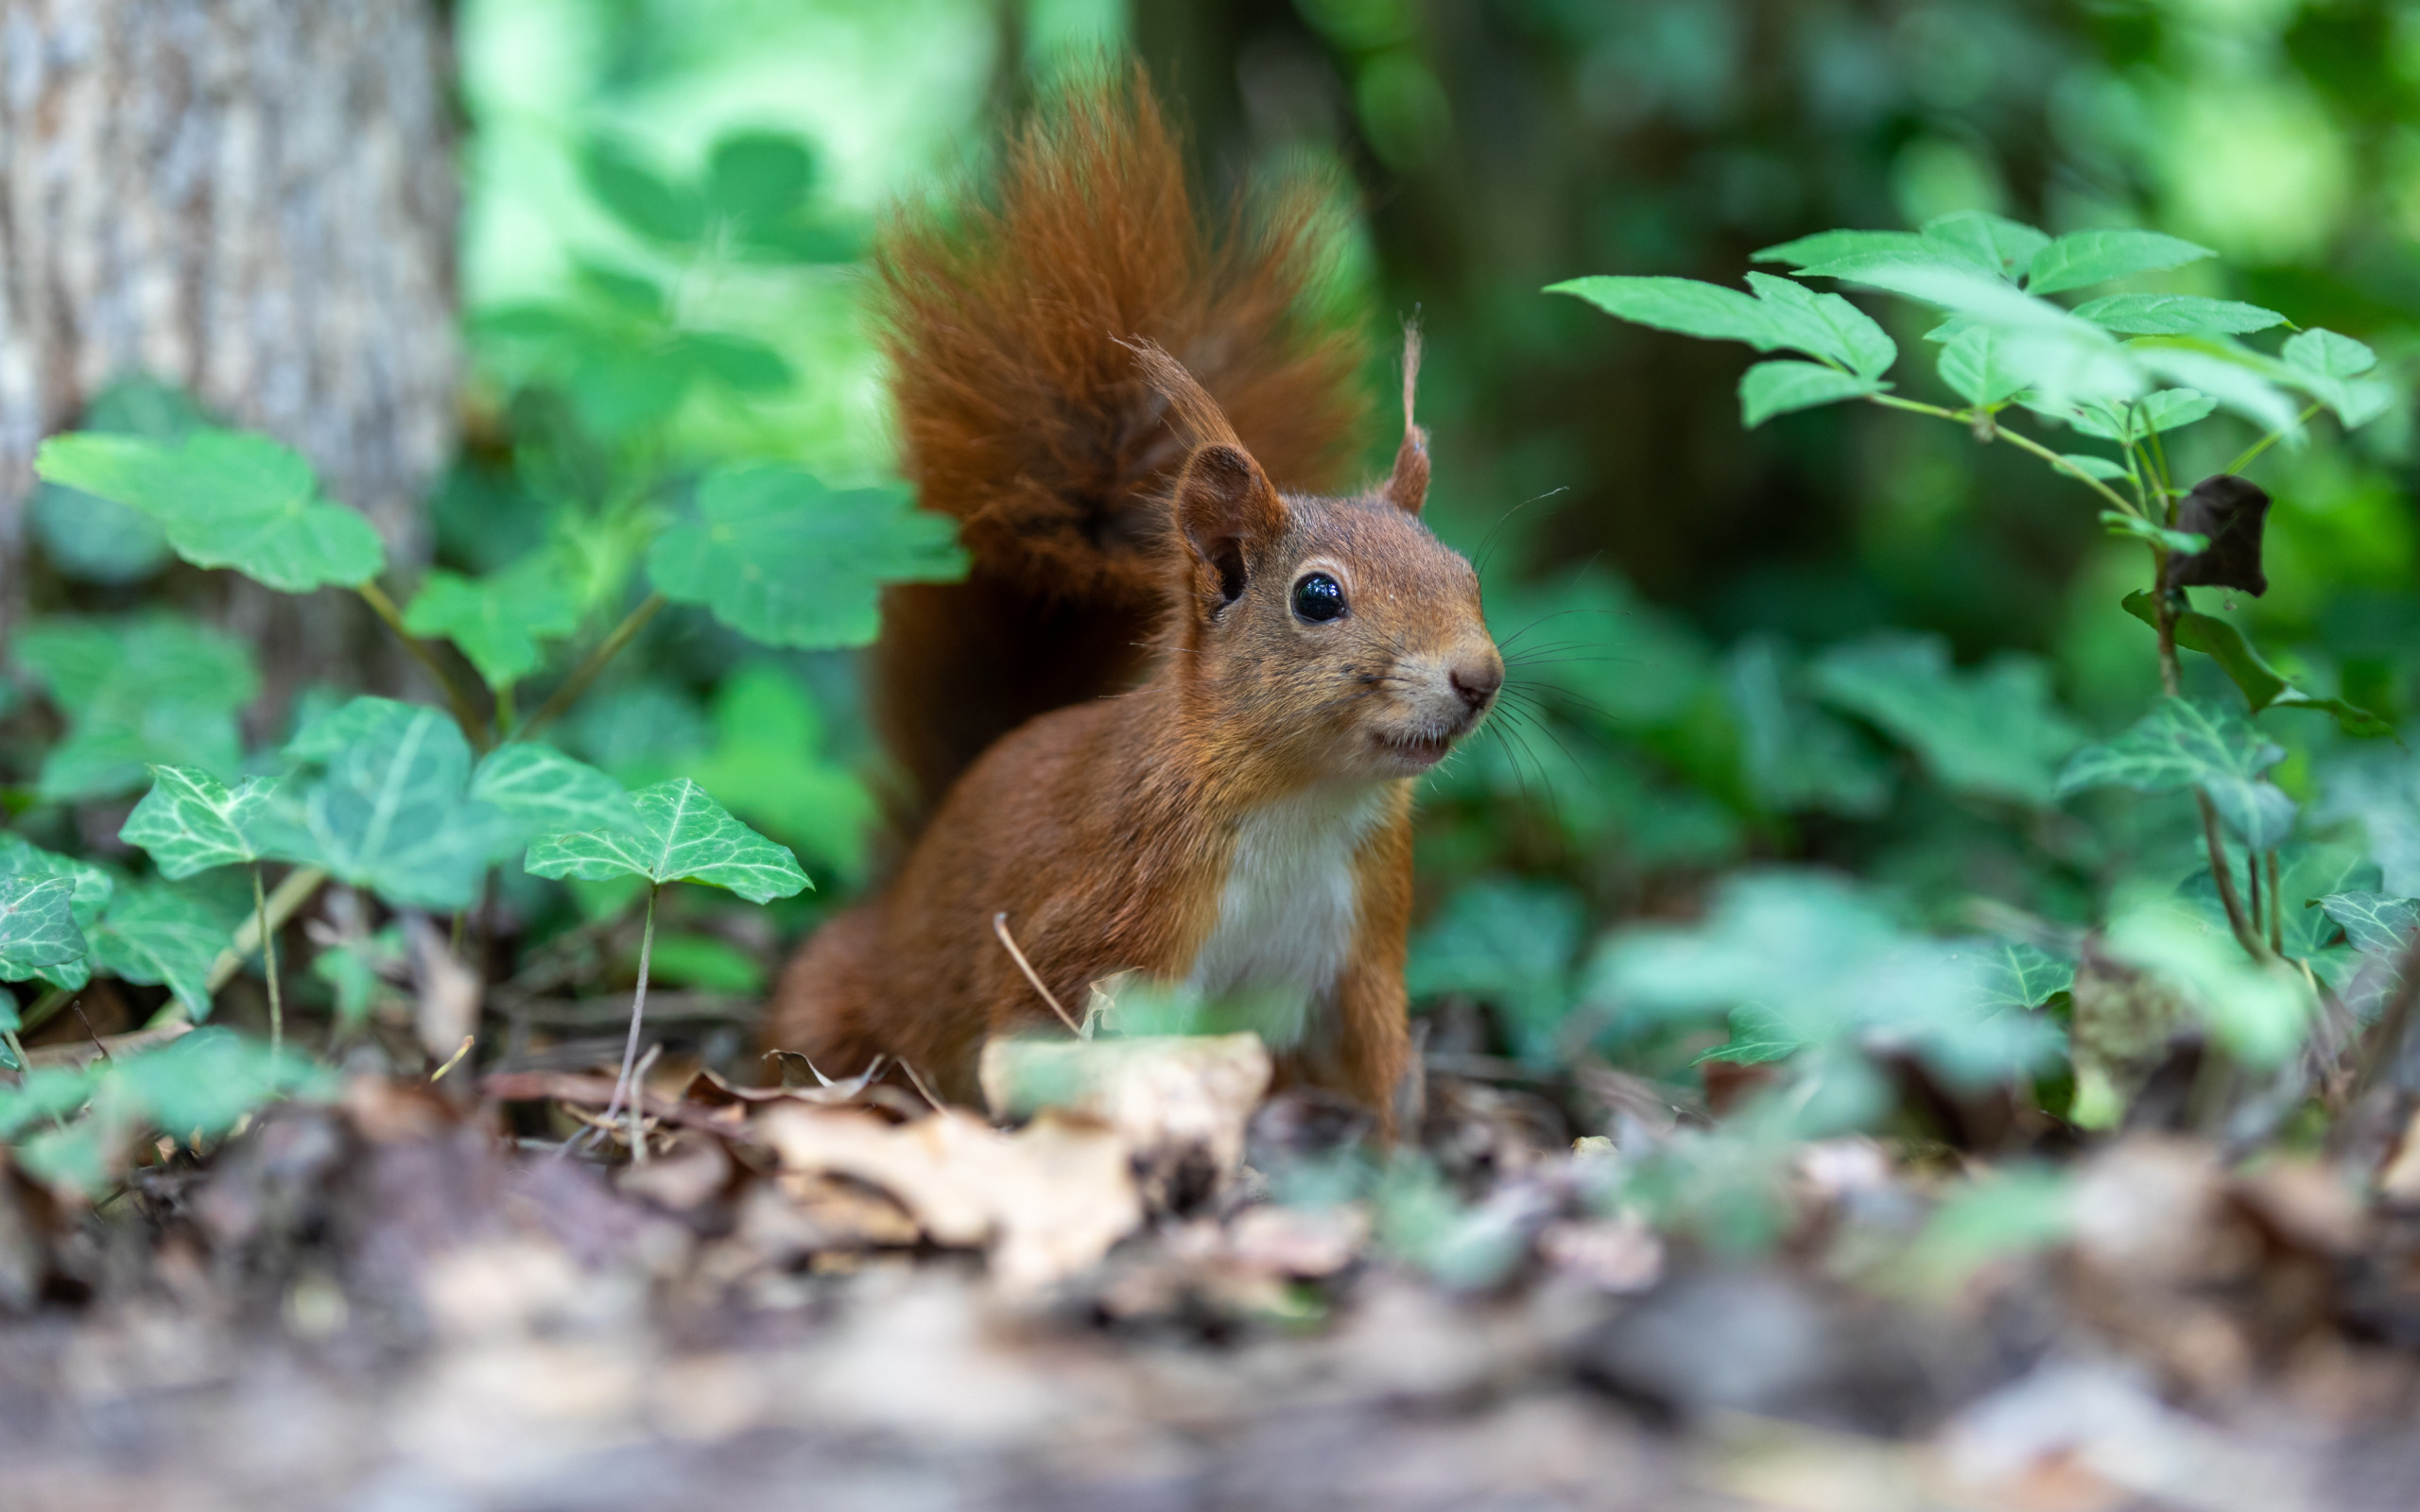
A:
[
  {"xmin": 2071, "ymin": 294, "xmax": 2284, "ymax": 336},
  {"xmin": 2024, "ymin": 229, "xmax": 2214, "ymax": 295},
  {"xmin": 1740, "ymin": 361, "xmax": 1882, "ymax": 426}
]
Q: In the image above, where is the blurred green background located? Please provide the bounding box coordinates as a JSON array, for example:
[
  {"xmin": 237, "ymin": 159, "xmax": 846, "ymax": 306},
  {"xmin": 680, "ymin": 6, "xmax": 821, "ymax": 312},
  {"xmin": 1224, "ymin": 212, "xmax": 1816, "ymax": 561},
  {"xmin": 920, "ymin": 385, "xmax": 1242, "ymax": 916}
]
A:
[{"xmin": 440, "ymin": 0, "xmax": 2415, "ymax": 1048}]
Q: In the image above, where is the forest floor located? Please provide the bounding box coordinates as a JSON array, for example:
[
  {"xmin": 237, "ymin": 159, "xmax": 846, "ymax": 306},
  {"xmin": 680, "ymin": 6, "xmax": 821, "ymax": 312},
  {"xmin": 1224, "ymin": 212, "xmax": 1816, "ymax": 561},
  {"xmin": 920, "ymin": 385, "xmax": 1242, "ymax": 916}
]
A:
[{"xmin": 6, "ymin": 1045, "xmax": 2420, "ymax": 1512}]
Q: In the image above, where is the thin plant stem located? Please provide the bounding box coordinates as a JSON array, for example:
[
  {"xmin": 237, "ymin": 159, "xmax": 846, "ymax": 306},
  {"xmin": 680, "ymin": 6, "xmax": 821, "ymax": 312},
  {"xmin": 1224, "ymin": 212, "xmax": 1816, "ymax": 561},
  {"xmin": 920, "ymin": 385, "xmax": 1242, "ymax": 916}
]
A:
[
  {"xmin": 3, "ymin": 1029, "xmax": 26, "ymax": 1072},
  {"xmin": 207, "ymin": 868, "xmax": 326, "ymax": 995},
  {"xmin": 19, "ymin": 985, "xmax": 73, "ymax": 1036},
  {"xmin": 2247, "ymin": 845, "xmax": 2264, "ymax": 940},
  {"xmin": 2197, "ymin": 794, "xmax": 2266, "ymax": 959},
  {"xmin": 357, "ymin": 581, "xmax": 491, "ymax": 747},
  {"xmin": 1867, "ymin": 394, "xmax": 2143, "ymax": 516},
  {"xmin": 518, "ymin": 593, "xmax": 667, "ymax": 742},
  {"xmin": 251, "ymin": 863, "xmax": 283, "ymax": 1067},
  {"xmin": 2225, "ymin": 404, "xmax": 2324, "ymax": 476},
  {"xmin": 597, "ymin": 882, "xmax": 660, "ymax": 1143},
  {"xmin": 495, "ymin": 682, "xmax": 518, "ymax": 738},
  {"xmin": 2268, "ymin": 850, "xmax": 2285, "ymax": 957}
]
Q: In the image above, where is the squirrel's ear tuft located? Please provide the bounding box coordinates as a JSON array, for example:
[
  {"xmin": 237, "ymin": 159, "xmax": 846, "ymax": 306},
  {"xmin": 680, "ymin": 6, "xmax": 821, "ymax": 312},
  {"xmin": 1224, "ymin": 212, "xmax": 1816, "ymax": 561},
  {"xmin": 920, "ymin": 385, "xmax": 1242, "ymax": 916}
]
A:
[
  {"xmin": 1175, "ymin": 443, "xmax": 1287, "ymax": 608},
  {"xmin": 1384, "ymin": 322, "xmax": 1428, "ymax": 516}
]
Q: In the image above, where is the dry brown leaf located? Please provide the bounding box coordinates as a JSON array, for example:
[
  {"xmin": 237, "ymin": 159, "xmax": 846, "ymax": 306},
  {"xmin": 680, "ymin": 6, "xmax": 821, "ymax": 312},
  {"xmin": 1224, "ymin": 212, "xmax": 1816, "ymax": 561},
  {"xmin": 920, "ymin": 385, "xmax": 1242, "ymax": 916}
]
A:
[
  {"xmin": 977, "ymin": 1031, "xmax": 1271, "ymax": 1210},
  {"xmin": 756, "ymin": 1105, "xmax": 1141, "ymax": 1293}
]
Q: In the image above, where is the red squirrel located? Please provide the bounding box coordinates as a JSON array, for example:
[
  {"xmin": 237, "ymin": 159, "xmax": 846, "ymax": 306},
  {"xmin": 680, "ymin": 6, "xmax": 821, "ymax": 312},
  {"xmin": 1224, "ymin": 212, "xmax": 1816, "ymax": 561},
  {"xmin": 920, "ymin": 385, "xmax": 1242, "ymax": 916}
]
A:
[{"xmin": 762, "ymin": 77, "xmax": 1501, "ymax": 1131}]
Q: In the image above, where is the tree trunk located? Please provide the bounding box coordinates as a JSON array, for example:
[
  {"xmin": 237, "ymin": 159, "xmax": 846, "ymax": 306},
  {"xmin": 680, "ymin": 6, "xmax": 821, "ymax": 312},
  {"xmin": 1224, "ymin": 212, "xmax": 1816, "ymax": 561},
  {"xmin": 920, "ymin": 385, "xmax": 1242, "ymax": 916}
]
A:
[{"xmin": 0, "ymin": 0, "xmax": 458, "ymax": 696}]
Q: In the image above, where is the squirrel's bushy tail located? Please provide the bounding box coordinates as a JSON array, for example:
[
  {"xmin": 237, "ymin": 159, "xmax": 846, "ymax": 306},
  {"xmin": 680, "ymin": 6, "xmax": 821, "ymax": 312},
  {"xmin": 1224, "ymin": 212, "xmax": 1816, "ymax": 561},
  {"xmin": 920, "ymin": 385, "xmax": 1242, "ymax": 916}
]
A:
[{"xmin": 871, "ymin": 71, "xmax": 1370, "ymax": 826}]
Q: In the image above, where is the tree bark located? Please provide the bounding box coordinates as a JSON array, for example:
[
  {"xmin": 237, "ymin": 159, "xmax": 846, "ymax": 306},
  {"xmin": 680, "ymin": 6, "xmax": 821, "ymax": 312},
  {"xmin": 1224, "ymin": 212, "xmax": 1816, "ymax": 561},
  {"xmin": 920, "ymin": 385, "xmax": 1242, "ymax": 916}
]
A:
[{"xmin": 0, "ymin": 0, "xmax": 458, "ymax": 667}]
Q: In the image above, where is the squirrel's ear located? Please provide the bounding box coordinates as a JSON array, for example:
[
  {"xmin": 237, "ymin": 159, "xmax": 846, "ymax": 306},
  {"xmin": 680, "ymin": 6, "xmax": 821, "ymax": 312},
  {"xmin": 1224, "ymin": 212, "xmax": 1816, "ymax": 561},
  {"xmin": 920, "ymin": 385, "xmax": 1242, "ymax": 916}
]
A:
[
  {"xmin": 1175, "ymin": 442, "xmax": 1288, "ymax": 609},
  {"xmin": 1384, "ymin": 322, "xmax": 1428, "ymax": 517}
]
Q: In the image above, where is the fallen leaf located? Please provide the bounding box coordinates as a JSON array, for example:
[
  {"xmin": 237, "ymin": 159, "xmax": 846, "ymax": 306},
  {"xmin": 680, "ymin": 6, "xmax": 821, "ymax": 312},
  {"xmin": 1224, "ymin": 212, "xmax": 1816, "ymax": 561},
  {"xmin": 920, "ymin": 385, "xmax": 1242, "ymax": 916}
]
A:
[{"xmin": 978, "ymin": 1031, "xmax": 1270, "ymax": 1211}]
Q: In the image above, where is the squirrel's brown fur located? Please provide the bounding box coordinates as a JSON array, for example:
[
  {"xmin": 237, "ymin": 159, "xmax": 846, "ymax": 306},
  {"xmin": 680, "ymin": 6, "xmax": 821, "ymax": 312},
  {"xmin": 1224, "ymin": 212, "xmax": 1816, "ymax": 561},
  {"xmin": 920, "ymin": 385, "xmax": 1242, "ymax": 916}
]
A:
[
  {"xmin": 870, "ymin": 75, "xmax": 1371, "ymax": 823},
  {"xmin": 765, "ymin": 76, "xmax": 1500, "ymax": 1129}
]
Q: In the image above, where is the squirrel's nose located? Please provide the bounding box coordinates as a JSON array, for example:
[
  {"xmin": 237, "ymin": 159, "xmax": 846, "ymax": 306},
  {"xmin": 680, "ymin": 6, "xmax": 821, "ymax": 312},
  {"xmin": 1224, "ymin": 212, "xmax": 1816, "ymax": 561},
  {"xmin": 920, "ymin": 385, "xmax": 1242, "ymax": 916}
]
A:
[{"xmin": 1448, "ymin": 658, "xmax": 1502, "ymax": 712}]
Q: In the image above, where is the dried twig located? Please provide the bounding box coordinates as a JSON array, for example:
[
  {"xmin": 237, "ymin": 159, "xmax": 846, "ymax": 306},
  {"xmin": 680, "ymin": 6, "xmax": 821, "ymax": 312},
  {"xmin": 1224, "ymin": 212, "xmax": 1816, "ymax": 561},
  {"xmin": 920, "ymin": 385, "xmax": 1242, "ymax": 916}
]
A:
[{"xmin": 993, "ymin": 912, "xmax": 1081, "ymax": 1035}]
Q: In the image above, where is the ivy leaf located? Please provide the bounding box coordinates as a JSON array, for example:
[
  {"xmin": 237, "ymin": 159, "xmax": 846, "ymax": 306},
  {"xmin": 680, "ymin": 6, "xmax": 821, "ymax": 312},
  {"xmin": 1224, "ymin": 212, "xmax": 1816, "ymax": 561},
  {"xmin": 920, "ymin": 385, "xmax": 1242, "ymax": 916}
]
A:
[
  {"xmin": 1977, "ymin": 940, "xmax": 2075, "ymax": 1013},
  {"xmin": 1752, "ymin": 230, "xmax": 1927, "ymax": 267},
  {"xmin": 0, "ymin": 877, "xmax": 87, "ymax": 983},
  {"xmin": 647, "ymin": 465, "xmax": 967, "ymax": 650},
  {"xmin": 34, "ymin": 430, "xmax": 386, "ymax": 593},
  {"xmin": 87, "ymin": 884, "xmax": 225, "ymax": 1019},
  {"xmin": 1812, "ymin": 634, "xmax": 2083, "ymax": 807},
  {"xmin": 1919, "ymin": 210, "xmax": 2050, "ymax": 284},
  {"xmin": 1721, "ymin": 637, "xmax": 1895, "ymax": 820},
  {"xmin": 10, "ymin": 616, "xmax": 257, "ymax": 802},
  {"xmin": 0, "ymin": 835, "xmax": 113, "ymax": 993},
  {"xmin": 525, "ymin": 778, "xmax": 810, "ymax": 903},
  {"xmin": 2187, "ymin": 845, "xmax": 2377, "ymax": 957},
  {"xmin": 2023, "ymin": 229, "xmax": 2214, "ymax": 294},
  {"xmin": 2070, "ymin": 294, "xmax": 2285, "ymax": 336},
  {"xmin": 118, "ymin": 766, "xmax": 282, "ymax": 879},
  {"xmin": 2118, "ymin": 593, "xmax": 2391, "ymax": 736},
  {"xmin": 27, "ymin": 375, "xmax": 203, "ymax": 585},
  {"xmin": 1739, "ymin": 361, "xmax": 1883, "ymax": 426},
  {"xmin": 113, "ymin": 1025, "xmax": 334, "ymax": 1137},
  {"xmin": 470, "ymin": 744, "xmax": 641, "ymax": 840},
  {"xmin": 401, "ymin": 554, "xmax": 584, "ymax": 691},
  {"xmin": 263, "ymin": 697, "xmax": 517, "ymax": 911},
  {"xmin": 2056, "ymin": 697, "xmax": 2297, "ymax": 851},
  {"xmin": 2163, "ymin": 475, "xmax": 2271, "ymax": 596},
  {"xmin": 1938, "ymin": 325, "xmax": 2031, "ymax": 406},
  {"xmin": 2321, "ymin": 893, "xmax": 2419, "ymax": 957}
]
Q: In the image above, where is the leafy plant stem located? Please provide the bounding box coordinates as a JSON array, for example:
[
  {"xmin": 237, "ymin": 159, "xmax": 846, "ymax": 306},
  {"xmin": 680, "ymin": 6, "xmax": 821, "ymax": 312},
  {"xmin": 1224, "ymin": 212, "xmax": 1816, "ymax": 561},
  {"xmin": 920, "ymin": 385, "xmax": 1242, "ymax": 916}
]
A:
[
  {"xmin": 1, "ymin": 1028, "xmax": 25, "ymax": 1071},
  {"xmin": 19, "ymin": 985, "xmax": 73, "ymax": 1036},
  {"xmin": 207, "ymin": 867, "xmax": 327, "ymax": 996},
  {"xmin": 251, "ymin": 862, "xmax": 283, "ymax": 1066},
  {"xmin": 2225, "ymin": 404, "xmax": 2324, "ymax": 476},
  {"xmin": 2197, "ymin": 793, "xmax": 2267, "ymax": 959},
  {"xmin": 357, "ymin": 581, "xmax": 493, "ymax": 747},
  {"xmin": 518, "ymin": 592, "xmax": 667, "ymax": 742},
  {"xmin": 495, "ymin": 682, "xmax": 518, "ymax": 738},
  {"xmin": 1869, "ymin": 394, "xmax": 2142, "ymax": 516},
  {"xmin": 2267, "ymin": 850, "xmax": 2285, "ymax": 956},
  {"xmin": 598, "ymin": 881, "xmax": 660, "ymax": 1143}
]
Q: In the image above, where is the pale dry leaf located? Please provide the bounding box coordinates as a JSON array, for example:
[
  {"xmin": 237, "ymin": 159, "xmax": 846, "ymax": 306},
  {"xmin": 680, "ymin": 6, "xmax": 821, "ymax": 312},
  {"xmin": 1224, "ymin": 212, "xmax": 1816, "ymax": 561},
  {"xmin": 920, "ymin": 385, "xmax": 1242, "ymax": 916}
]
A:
[{"xmin": 978, "ymin": 1031, "xmax": 1271, "ymax": 1210}]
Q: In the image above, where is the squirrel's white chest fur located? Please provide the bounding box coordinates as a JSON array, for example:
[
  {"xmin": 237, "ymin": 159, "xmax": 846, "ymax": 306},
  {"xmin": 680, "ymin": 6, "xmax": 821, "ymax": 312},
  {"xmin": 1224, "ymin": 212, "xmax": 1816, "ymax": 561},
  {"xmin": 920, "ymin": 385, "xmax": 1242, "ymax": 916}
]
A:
[{"xmin": 1184, "ymin": 782, "xmax": 1390, "ymax": 1047}]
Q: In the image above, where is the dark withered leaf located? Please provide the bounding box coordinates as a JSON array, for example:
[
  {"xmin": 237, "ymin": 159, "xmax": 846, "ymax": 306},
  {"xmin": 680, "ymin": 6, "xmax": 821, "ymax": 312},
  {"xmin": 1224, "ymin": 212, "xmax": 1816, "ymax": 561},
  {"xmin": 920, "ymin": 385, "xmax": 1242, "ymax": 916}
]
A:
[{"xmin": 2164, "ymin": 474, "xmax": 2270, "ymax": 595}]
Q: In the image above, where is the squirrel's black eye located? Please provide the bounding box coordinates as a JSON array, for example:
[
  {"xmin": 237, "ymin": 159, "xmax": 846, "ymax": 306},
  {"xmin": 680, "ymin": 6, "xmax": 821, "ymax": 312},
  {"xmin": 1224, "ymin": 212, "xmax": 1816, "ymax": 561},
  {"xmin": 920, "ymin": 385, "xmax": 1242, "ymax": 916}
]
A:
[{"xmin": 1291, "ymin": 571, "xmax": 1347, "ymax": 624}]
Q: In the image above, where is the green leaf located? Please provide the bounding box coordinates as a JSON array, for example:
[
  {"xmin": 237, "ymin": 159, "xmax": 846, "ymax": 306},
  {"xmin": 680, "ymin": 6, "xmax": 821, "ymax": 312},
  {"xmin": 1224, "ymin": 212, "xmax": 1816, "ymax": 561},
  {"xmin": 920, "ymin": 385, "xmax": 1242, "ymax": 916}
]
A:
[
  {"xmin": 113, "ymin": 1025, "xmax": 333, "ymax": 1136},
  {"xmin": 2023, "ymin": 229, "xmax": 2214, "ymax": 295},
  {"xmin": 1739, "ymin": 361, "xmax": 1882, "ymax": 426},
  {"xmin": 0, "ymin": 1065, "xmax": 102, "ymax": 1142},
  {"xmin": 2186, "ymin": 845, "xmax": 2376, "ymax": 958},
  {"xmin": 0, "ymin": 834, "xmax": 112, "ymax": 993},
  {"xmin": 118, "ymin": 766, "xmax": 281, "ymax": 878},
  {"xmin": 1407, "ymin": 879, "xmax": 1583, "ymax": 1063},
  {"xmin": 0, "ymin": 877, "xmax": 87, "ymax": 982},
  {"xmin": 1800, "ymin": 258, "xmax": 2141, "ymax": 405},
  {"xmin": 1919, "ymin": 210, "xmax": 2049, "ymax": 284},
  {"xmin": 1741, "ymin": 272, "xmax": 1896, "ymax": 377},
  {"xmin": 2100, "ymin": 511, "xmax": 2206, "ymax": 553},
  {"xmin": 1588, "ymin": 869, "xmax": 2063, "ymax": 1086},
  {"xmin": 87, "ymin": 883, "xmax": 225, "ymax": 1019},
  {"xmin": 525, "ymin": 778, "xmax": 809, "ymax": 903},
  {"xmin": 401, "ymin": 554, "xmax": 583, "ymax": 691},
  {"xmin": 11, "ymin": 615, "xmax": 257, "ymax": 801},
  {"xmin": 2070, "ymin": 294, "xmax": 2285, "ymax": 336},
  {"xmin": 470, "ymin": 744, "xmax": 641, "ymax": 840},
  {"xmin": 1978, "ymin": 940, "xmax": 2075, "ymax": 1012},
  {"xmin": 2128, "ymin": 341, "xmax": 2302, "ymax": 438},
  {"xmin": 1548, "ymin": 273, "xmax": 1894, "ymax": 376},
  {"xmin": 1938, "ymin": 325, "xmax": 2032, "ymax": 406},
  {"xmin": 2321, "ymin": 893, "xmax": 2418, "ymax": 956},
  {"xmin": 264, "ymin": 697, "xmax": 517, "ymax": 911},
  {"xmin": 647, "ymin": 465, "xmax": 967, "ymax": 650},
  {"xmin": 2281, "ymin": 327, "xmax": 2376, "ymax": 380},
  {"xmin": 646, "ymin": 934, "xmax": 767, "ymax": 994},
  {"xmin": 2056, "ymin": 697, "xmax": 2297, "ymax": 850},
  {"xmin": 705, "ymin": 130, "xmax": 817, "ymax": 221},
  {"xmin": 681, "ymin": 663, "xmax": 876, "ymax": 877},
  {"xmin": 34, "ymin": 430, "xmax": 386, "ymax": 593},
  {"xmin": 2118, "ymin": 593, "xmax": 2392, "ymax": 736},
  {"xmin": 1721, "ymin": 637, "xmax": 1895, "ymax": 820},
  {"xmin": 1811, "ymin": 634, "xmax": 2083, "ymax": 807},
  {"xmin": 2066, "ymin": 455, "xmax": 2131, "ymax": 481},
  {"xmin": 673, "ymin": 332, "xmax": 796, "ymax": 394},
  {"xmin": 27, "ymin": 376, "xmax": 204, "ymax": 585},
  {"xmin": 2102, "ymin": 894, "xmax": 2308, "ymax": 1066},
  {"xmin": 1752, "ymin": 230, "xmax": 1927, "ymax": 267},
  {"xmin": 580, "ymin": 139, "xmax": 705, "ymax": 243},
  {"xmin": 310, "ymin": 925, "xmax": 406, "ymax": 1027}
]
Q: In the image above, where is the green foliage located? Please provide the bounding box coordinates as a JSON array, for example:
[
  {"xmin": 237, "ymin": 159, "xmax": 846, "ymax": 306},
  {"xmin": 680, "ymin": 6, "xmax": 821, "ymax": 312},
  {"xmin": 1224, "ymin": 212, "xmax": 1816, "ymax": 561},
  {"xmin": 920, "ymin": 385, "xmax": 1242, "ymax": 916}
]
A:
[
  {"xmin": 86, "ymin": 883, "xmax": 227, "ymax": 1020},
  {"xmin": 0, "ymin": 876, "xmax": 86, "ymax": 983},
  {"xmin": 265, "ymin": 698, "xmax": 517, "ymax": 911},
  {"xmin": 470, "ymin": 744, "xmax": 641, "ymax": 840},
  {"xmin": 10, "ymin": 616, "xmax": 257, "ymax": 801},
  {"xmin": 2320, "ymin": 893, "xmax": 2419, "ymax": 957},
  {"xmin": 2058, "ymin": 697, "xmax": 2297, "ymax": 851},
  {"xmin": 681, "ymin": 663, "xmax": 875, "ymax": 878},
  {"xmin": 119, "ymin": 767, "xmax": 280, "ymax": 879},
  {"xmin": 401, "ymin": 554, "xmax": 583, "ymax": 692},
  {"xmin": 35, "ymin": 430, "xmax": 386, "ymax": 593},
  {"xmin": 1977, "ymin": 941, "xmax": 2075, "ymax": 1013},
  {"xmin": 1406, "ymin": 878, "xmax": 1583, "ymax": 1063},
  {"xmin": 526, "ymin": 778, "xmax": 809, "ymax": 903},
  {"xmin": 26, "ymin": 375, "xmax": 203, "ymax": 583},
  {"xmin": 646, "ymin": 465, "xmax": 967, "ymax": 649},
  {"xmin": 1812, "ymin": 635, "xmax": 2082, "ymax": 807}
]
